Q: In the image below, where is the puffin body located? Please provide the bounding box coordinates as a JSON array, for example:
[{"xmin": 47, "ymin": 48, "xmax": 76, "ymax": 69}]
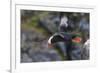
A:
[{"xmin": 48, "ymin": 32, "xmax": 82, "ymax": 60}]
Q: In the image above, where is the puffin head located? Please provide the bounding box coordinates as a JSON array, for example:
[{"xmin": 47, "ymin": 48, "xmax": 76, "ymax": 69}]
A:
[
  {"xmin": 47, "ymin": 32, "xmax": 82, "ymax": 48},
  {"xmin": 48, "ymin": 33, "xmax": 65, "ymax": 48}
]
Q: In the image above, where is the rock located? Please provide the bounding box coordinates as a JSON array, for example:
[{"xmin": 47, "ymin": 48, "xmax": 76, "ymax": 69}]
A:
[{"xmin": 21, "ymin": 53, "xmax": 32, "ymax": 62}]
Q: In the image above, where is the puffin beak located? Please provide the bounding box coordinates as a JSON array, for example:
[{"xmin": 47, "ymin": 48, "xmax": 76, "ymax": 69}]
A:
[
  {"xmin": 48, "ymin": 43, "xmax": 53, "ymax": 48},
  {"xmin": 72, "ymin": 37, "xmax": 81, "ymax": 43}
]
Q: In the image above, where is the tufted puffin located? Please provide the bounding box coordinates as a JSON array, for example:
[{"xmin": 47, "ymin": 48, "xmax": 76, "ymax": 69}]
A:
[{"xmin": 48, "ymin": 32, "xmax": 82, "ymax": 60}]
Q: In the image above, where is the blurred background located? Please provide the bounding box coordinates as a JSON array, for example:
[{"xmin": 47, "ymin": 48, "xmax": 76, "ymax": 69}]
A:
[{"xmin": 21, "ymin": 10, "xmax": 89, "ymax": 63}]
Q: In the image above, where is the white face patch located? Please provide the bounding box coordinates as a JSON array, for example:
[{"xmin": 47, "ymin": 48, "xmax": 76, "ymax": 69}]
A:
[
  {"xmin": 48, "ymin": 33, "xmax": 64, "ymax": 44},
  {"xmin": 48, "ymin": 35, "xmax": 54, "ymax": 44}
]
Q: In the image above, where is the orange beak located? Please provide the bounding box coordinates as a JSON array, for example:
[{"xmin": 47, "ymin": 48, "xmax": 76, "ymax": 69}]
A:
[
  {"xmin": 48, "ymin": 43, "xmax": 53, "ymax": 48},
  {"xmin": 72, "ymin": 37, "xmax": 81, "ymax": 43}
]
